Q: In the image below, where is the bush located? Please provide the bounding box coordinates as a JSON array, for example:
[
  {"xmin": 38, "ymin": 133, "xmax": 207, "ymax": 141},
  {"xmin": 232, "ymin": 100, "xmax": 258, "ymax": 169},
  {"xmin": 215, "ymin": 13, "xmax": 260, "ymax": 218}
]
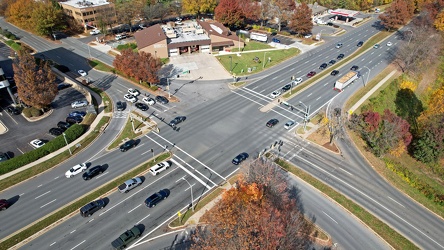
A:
[
  {"xmin": 150, "ymin": 85, "xmax": 159, "ymax": 91},
  {"xmin": 81, "ymin": 113, "xmax": 97, "ymax": 125},
  {"xmin": 22, "ymin": 108, "xmax": 32, "ymax": 118},
  {"xmin": 30, "ymin": 107, "xmax": 42, "ymax": 117}
]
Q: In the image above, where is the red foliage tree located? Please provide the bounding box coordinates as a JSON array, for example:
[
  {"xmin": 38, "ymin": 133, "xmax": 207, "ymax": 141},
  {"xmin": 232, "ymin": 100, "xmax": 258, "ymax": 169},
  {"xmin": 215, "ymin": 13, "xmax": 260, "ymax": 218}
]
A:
[
  {"xmin": 113, "ymin": 49, "xmax": 161, "ymax": 84},
  {"xmin": 379, "ymin": 0, "xmax": 413, "ymax": 31},
  {"xmin": 288, "ymin": 2, "xmax": 313, "ymax": 36},
  {"xmin": 214, "ymin": 0, "xmax": 259, "ymax": 27}
]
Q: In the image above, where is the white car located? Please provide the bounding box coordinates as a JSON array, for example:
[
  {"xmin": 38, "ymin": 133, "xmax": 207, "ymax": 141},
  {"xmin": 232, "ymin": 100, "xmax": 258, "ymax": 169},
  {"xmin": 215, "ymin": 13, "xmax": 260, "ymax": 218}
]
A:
[
  {"xmin": 128, "ymin": 88, "xmax": 140, "ymax": 96},
  {"xmin": 90, "ymin": 29, "xmax": 100, "ymax": 35},
  {"xmin": 65, "ymin": 163, "xmax": 87, "ymax": 178},
  {"xmin": 124, "ymin": 94, "xmax": 137, "ymax": 103},
  {"xmin": 294, "ymin": 77, "xmax": 303, "ymax": 85},
  {"xmin": 30, "ymin": 139, "xmax": 45, "ymax": 148},
  {"xmin": 143, "ymin": 97, "xmax": 155, "ymax": 105},
  {"xmin": 387, "ymin": 42, "xmax": 393, "ymax": 46},
  {"xmin": 78, "ymin": 70, "xmax": 87, "ymax": 76},
  {"xmin": 270, "ymin": 90, "xmax": 281, "ymax": 99},
  {"xmin": 149, "ymin": 161, "xmax": 171, "ymax": 176},
  {"xmin": 71, "ymin": 100, "xmax": 88, "ymax": 108},
  {"xmin": 284, "ymin": 121, "xmax": 295, "ymax": 130},
  {"xmin": 304, "ymin": 33, "xmax": 312, "ymax": 38}
]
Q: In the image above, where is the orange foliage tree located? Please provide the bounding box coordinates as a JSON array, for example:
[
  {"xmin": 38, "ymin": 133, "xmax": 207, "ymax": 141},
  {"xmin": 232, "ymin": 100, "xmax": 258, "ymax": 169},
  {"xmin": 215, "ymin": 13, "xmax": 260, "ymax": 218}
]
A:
[{"xmin": 113, "ymin": 49, "xmax": 161, "ymax": 84}]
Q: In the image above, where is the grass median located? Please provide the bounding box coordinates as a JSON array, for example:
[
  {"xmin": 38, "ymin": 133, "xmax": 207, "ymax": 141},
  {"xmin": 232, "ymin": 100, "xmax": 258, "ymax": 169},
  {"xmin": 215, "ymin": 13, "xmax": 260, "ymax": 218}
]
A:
[{"xmin": 0, "ymin": 152, "xmax": 171, "ymax": 250}]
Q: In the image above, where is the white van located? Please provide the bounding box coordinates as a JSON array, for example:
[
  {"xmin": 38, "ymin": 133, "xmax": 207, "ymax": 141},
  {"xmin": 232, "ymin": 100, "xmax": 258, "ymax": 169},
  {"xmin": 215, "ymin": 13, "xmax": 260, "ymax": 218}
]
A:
[
  {"xmin": 149, "ymin": 161, "xmax": 170, "ymax": 176},
  {"xmin": 115, "ymin": 34, "xmax": 127, "ymax": 40}
]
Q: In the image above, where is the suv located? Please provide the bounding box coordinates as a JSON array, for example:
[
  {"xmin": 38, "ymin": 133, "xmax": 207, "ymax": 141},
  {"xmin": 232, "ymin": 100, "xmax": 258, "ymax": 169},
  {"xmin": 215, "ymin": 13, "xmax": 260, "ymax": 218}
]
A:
[
  {"xmin": 336, "ymin": 43, "xmax": 343, "ymax": 48},
  {"xmin": 266, "ymin": 119, "xmax": 279, "ymax": 128},
  {"xmin": 169, "ymin": 116, "xmax": 186, "ymax": 126},
  {"xmin": 82, "ymin": 165, "xmax": 103, "ymax": 180},
  {"xmin": 232, "ymin": 152, "xmax": 249, "ymax": 165},
  {"xmin": 145, "ymin": 190, "xmax": 168, "ymax": 207},
  {"xmin": 57, "ymin": 121, "xmax": 71, "ymax": 130},
  {"xmin": 149, "ymin": 161, "xmax": 170, "ymax": 176},
  {"xmin": 65, "ymin": 163, "xmax": 87, "ymax": 178},
  {"xmin": 156, "ymin": 95, "xmax": 169, "ymax": 104},
  {"xmin": 0, "ymin": 199, "xmax": 9, "ymax": 210},
  {"xmin": 337, "ymin": 54, "xmax": 344, "ymax": 60},
  {"xmin": 135, "ymin": 102, "xmax": 148, "ymax": 111},
  {"xmin": 319, "ymin": 63, "xmax": 328, "ymax": 70},
  {"xmin": 357, "ymin": 41, "xmax": 364, "ymax": 47},
  {"xmin": 66, "ymin": 116, "xmax": 83, "ymax": 124},
  {"xmin": 118, "ymin": 177, "xmax": 142, "ymax": 193},
  {"xmin": 80, "ymin": 199, "xmax": 105, "ymax": 217},
  {"xmin": 120, "ymin": 140, "xmax": 136, "ymax": 152},
  {"xmin": 0, "ymin": 152, "xmax": 10, "ymax": 162},
  {"xmin": 116, "ymin": 101, "xmax": 125, "ymax": 111}
]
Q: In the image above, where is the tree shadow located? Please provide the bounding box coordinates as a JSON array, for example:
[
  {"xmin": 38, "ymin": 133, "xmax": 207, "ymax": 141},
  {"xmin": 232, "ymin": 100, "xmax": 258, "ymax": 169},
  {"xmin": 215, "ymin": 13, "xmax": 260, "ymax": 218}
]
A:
[{"xmin": 395, "ymin": 88, "xmax": 423, "ymax": 132}]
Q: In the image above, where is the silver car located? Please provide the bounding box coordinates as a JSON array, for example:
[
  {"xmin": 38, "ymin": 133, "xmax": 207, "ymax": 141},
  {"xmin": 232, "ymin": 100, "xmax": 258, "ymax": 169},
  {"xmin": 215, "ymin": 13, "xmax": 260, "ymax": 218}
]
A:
[{"xmin": 118, "ymin": 177, "xmax": 142, "ymax": 193}]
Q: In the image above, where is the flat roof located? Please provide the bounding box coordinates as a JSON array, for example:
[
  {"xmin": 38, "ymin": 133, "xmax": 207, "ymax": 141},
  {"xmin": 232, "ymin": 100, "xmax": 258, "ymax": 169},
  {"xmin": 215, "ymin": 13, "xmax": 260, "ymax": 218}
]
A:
[
  {"xmin": 169, "ymin": 32, "xmax": 210, "ymax": 44},
  {"xmin": 330, "ymin": 9, "xmax": 360, "ymax": 17},
  {"xmin": 60, "ymin": 0, "xmax": 111, "ymax": 8}
]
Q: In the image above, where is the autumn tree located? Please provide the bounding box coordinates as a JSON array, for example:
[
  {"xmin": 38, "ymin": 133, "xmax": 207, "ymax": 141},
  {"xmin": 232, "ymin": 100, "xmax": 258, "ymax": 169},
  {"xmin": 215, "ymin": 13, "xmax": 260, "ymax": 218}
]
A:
[
  {"xmin": 95, "ymin": 5, "xmax": 117, "ymax": 34},
  {"xmin": 31, "ymin": 0, "xmax": 66, "ymax": 37},
  {"xmin": 182, "ymin": 0, "xmax": 218, "ymax": 16},
  {"xmin": 6, "ymin": 0, "xmax": 37, "ymax": 29},
  {"xmin": 13, "ymin": 50, "xmax": 57, "ymax": 109},
  {"xmin": 215, "ymin": 0, "xmax": 260, "ymax": 28},
  {"xmin": 115, "ymin": 0, "xmax": 144, "ymax": 32},
  {"xmin": 113, "ymin": 49, "xmax": 161, "ymax": 84},
  {"xmin": 288, "ymin": 2, "xmax": 313, "ymax": 36},
  {"xmin": 412, "ymin": 114, "xmax": 444, "ymax": 163},
  {"xmin": 379, "ymin": 0, "xmax": 413, "ymax": 31},
  {"xmin": 192, "ymin": 160, "xmax": 314, "ymax": 249},
  {"xmin": 435, "ymin": 10, "xmax": 444, "ymax": 31},
  {"xmin": 268, "ymin": 0, "xmax": 295, "ymax": 31}
]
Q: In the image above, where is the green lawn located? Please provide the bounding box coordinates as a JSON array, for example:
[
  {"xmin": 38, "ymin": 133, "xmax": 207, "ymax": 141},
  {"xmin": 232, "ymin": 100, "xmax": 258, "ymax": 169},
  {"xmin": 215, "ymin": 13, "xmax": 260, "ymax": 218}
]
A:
[{"xmin": 231, "ymin": 41, "xmax": 273, "ymax": 52}]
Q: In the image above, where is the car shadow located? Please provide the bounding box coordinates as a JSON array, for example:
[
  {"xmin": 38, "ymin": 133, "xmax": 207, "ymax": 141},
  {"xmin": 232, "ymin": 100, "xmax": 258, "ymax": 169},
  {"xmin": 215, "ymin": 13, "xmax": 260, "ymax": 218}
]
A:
[
  {"xmin": 101, "ymin": 164, "xmax": 109, "ymax": 172},
  {"xmin": 139, "ymin": 176, "xmax": 146, "ymax": 183},
  {"xmin": 85, "ymin": 162, "xmax": 92, "ymax": 168},
  {"xmin": 135, "ymin": 224, "xmax": 146, "ymax": 234},
  {"xmin": 7, "ymin": 195, "xmax": 20, "ymax": 207},
  {"xmin": 134, "ymin": 139, "xmax": 141, "ymax": 147},
  {"xmin": 102, "ymin": 197, "xmax": 110, "ymax": 207},
  {"xmin": 162, "ymin": 189, "xmax": 171, "ymax": 198}
]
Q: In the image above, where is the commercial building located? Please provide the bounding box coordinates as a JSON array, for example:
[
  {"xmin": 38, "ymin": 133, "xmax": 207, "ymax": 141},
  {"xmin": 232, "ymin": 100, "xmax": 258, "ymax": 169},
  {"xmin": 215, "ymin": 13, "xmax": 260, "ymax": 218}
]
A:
[
  {"xmin": 59, "ymin": 0, "xmax": 117, "ymax": 31},
  {"xmin": 134, "ymin": 20, "xmax": 244, "ymax": 58}
]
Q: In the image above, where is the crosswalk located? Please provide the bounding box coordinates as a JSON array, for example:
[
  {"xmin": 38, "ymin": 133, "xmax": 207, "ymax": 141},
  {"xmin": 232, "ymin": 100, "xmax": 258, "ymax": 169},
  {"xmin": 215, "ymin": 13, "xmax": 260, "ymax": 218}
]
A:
[{"xmin": 113, "ymin": 111, "xmax": 129, "ymax": 118}]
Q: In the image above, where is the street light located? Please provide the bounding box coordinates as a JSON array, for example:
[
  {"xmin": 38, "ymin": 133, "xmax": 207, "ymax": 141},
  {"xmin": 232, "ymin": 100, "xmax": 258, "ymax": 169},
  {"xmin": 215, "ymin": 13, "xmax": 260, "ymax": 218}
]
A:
[
  {"xmin": 182, "ymin": 177, "xmax": 194, "ymax": 211},
  {"xmin": 299, "ymin": 101, "xmax": 310, "ymax": 132},
  {"xmin": 263, "ymin": 51, "xmax": 269, "ymax": 68},
  {"xmin": 167, "ymin": 78, "xmax": 171, "ymax": 98},
  {"xmin": 407, "ymin": 30, "xmax": 413, "ymax": 44},
  {"xmin": 229, "ymin": 56, "xmax": 232, "ymax": 72},
  {"xmin": 87, "ymin": 44, "xmax": 92, "ymax": 59},
  {"xmin": 63, "ymin": 133, "xmax": 72, "ymax": 155},
  {"xmin": 363, "ymin": 66, "xmax": 371, "ymax": 87}
]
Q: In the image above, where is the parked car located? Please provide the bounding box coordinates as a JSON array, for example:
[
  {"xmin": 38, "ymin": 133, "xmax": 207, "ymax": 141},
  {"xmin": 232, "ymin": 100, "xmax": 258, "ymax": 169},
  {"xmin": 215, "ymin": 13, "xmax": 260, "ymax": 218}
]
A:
[
  {"xmin": 6, "ymin": 106, "xmax": 20, "ymax": 115},
  {"xmin": 124, "ymin": 94, "xmax": 137, "ymax": 103},
  {"xmin": 145, "ymin": 190, "xmax": 168, "ymax": 207},
  {"xmin": 116, "ymin": 101, "xmax": 125, "ymax": 111},
  {"xmin": 71, "ymin": 100, "xmax": 88, "ymax": 108},
  {"xmin": 0, "ymin": 199, "xmax": 10, "ymax": 211},
  {"xmin": 149, "ymin": 161, "xmax": 170, "ymax": 176},
  {"xmin": 304, "ymin": 33, "xmax": 312, "ymax": 38},
  {"xmin": 351, "ymin": 65, "xmax": 359, "ymax": 71},
  {"xmin": 330, "ymin": 70, "xmax": 339, "ymax": 76},
  {"xmin": 66, "ymin": 116, "xmax": 83, "ymax": 124},
  {"xmin": 78, "ymin": 70, "xmax": 87, "ymax": 76},
  {"xmin": 135, "ymin": 102, "xmax": 148, "ymax": 111},
  {"xmin": 57, "ymin": 83, "xmax": 71, "ymax": 90},
  {"xmin": 266, "ymin": 119, "xmax": 279, "ymax": 128},
  {"xmin": 80, "ymin": 199, "xmax": 105, "ymax": 217},
  {"xmin": 156, "ymin": 95, "xmax": 169, "ymax": 104},
  {"xmin": 328, "ymin": 60, "xmax": 336, "ymax": 65},
  {"xmin": 169, "ymin": 116, "xmax": 186, "ymax": 126},
  {"xmin": 272, "ymin": 37, "xmax": 280, "ymax": 43},
  {"xmin": 82, "ymin": 165, "xmax": 103, "ymax": 180},
  {"xmin": 118, "ymin": 177, "xmax": 142, "ymax": 193},
  {"xmin": 120, "ymin": 140, "xmax": 136, "ymax": 152},
  {"xmin": 335, "ymin": 43, "xmax": 343, "ymax": 49},
  {"xmin": 284, "ymin": 120, "xmax": 295, "ymax": 129},
  {"xmin": 357, "ymin": 41, "xmax": 364, "ymax": 47},
  {"xmin": 307, "ymin": 71, "xmax": 316, "ymax": 78},
  {"xmin": 49, "ymin": 128, "xmax": 63, "ymax": 136},
  {"xmin": 30, "ymin": 139, "xmax": 45, "ymax": 148},
  {"xmin": 90, "ymin": 29, "xmax": 100, "ymax": 35},
  {"xmin": 69, "ymin": 111, "xmax": 86, "ymax": 117},
  {"xmin": 65, "ymin": 163, "xmax": 87, "ymax": 178},
  {"xmin": 143, "ymin": 97, "xmax": 155, "ymax": 105},
  {"xmin": 337, "ymin": 54, "xmax": 345, "ymax": 60},
  {"xmin": 270, "ymin": 90, "xmax": 281, "ymax": 99},
  {"xmin": 319, "ymin": 63, "xmax": 328, "ymax": 70},
  {"xmin": 232, "ymin": 152, "xmax": 249, "ymax": 165},
  {"xmin": 0, "ymin": 152, "xmax": 10, "ymax": 162},
  {"xmin": 111, "ymin": 226, "xmax": 141, "ymax": 249},
  {"xmin": 128, "ymin": 88, "xmax": 140, "ymax": 96},
  {"xmin": 57, "ymin": 121, "xmax": 71, "ymax": 130}
]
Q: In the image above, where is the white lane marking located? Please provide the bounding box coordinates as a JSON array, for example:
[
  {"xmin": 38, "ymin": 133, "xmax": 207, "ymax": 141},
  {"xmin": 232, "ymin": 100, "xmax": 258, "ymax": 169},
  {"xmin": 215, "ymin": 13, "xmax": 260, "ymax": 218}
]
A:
[
  {"xmin": 361, "ymin": 58, "xmax": 365, "ymax": 61},
  {"xmin": 324, "ymin": 82, "xmax": 329, "ymax": 86},
  {"xmin": 20, "ymin": 193, "xmax": 24, "ymax": 196},
  {"xmin": 128, "ymin": 204, "xmax": 142, "ymax": 213},
  {"xmin": 233, "ymin": 90, "xmax": 268, "ymax": 105},
  {"xmin": 388, "ymin": 196, "xmax": 405, "ymax": 208},
  {"xmin": 307, "ymin": 93, "xmax": 312, "ymax": 97},
  {"xmin": 322, "ymin": 211, "xmax": 338, "ymax": 224},
  {"xmin": 175, "ymin": 175, "xmax": 187, "ymax": 183},
  {"xmin": 40, "ymin": 199, "xmax": 57, "ymax": 208},
  {"xmin": 294, "ymin": 154, "xmax": 444, "ymax": 249},
  {"xmin": 95, "ymin": 172, "xmax": 108, "ymax": 179},
  {"xmin": 368, "ymin": 60, "xmax": 372, "ymax": 64},
  {"xmin": 316, "ymin": 97, "xmax": 321, "ymax": 101},
  {"xmin": 89, "ymin": 218, "xmax": 94, "ymax": 223},
  {"xmin": 54, "ymin": 176, "xmax": 59, "ymax": 180},
  {"xmin": 312, "ymin": 62, "xmax": 316, "ymax": 66},
  {"xmin": 296, "ymin": 71, "xmax": 301, "ymax": 74},
  {"xmin": 38, "ymin": 184, "xmax": 43, "ymax": 187},
  {"xmin": 35, "ymin": 191, "xmax": 51, "ymax": 199},
  {"xmin": 70, "ymin": 240, "xmax": 85, "ymax": 250},
  {"xmin": 70, "ymin": 230, "xmax": 76, "ymax": 234},
  {"xmin": 242, "ymin": 87, "xmax": 271, "ymax": 100},
  {"xmin": 184, "ymin": 183, "xmax": 196, "ymax": 192},
  {"xmin": 136, "ymin": 213, "xmax": 150, "ymax": 224},
  {"xmin": 170, "ymin": 158, "xmax": 213, "ymax": 190},
  {"xmin": 272, "ymin": 76, "xmax": 278, "ymax": 80},
  {"xmin": 340, "ymin": 168, "xmax": 353, "ymax": 176},
  {"xmin": 50, "ymin": 242, "xmax": 56, "ymax": 246}
]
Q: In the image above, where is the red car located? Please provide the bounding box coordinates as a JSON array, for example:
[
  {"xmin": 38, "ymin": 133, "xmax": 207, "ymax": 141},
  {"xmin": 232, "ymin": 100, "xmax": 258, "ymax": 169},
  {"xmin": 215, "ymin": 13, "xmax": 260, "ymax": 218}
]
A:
[
  {"xmin": 0, "ymin": 199, "xmax": 9, "ymax": 210},
  {"xmin": 307, "ymin": 71, "xmax": 316, "ymax": 78}
]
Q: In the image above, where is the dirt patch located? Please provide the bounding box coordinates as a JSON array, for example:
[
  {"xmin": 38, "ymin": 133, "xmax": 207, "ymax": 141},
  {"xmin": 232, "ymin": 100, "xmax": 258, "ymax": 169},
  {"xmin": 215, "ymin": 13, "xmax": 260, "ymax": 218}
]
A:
[{"xmin": 306, "ymin": 125, "xmax": 339, "ymax": 153}]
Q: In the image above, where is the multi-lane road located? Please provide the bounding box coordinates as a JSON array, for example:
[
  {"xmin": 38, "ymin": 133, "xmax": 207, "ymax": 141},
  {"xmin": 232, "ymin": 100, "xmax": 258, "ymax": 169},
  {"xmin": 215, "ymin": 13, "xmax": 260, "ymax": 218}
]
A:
[{"xmin": 0, "ymin": 15, "xmax": 443, "ymax": 250}]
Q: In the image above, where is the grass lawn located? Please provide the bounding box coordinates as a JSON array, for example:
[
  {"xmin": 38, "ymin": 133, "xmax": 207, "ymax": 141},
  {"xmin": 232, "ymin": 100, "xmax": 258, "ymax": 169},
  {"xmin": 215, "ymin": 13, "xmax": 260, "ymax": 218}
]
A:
[
  {"xmin": 89, "ymin": 59, "xmax": 114, "ymax": 72},
  {"xmin": 217, "ymin": 48, "xmax": 299, "ymax": 76},
  {"xmin": 231, "ymin": 41, "xmax": 273, "ymax": 52},
  {"xmin": 107, "ymin": 112, "xmax": 150, "ymax": 150}
]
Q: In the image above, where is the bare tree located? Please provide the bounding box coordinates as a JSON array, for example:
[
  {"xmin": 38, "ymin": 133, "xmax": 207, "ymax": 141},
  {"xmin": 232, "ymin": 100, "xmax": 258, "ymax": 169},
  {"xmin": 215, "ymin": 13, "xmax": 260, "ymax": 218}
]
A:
[
  {"xmin": 268, "ymin": 0, "xmax": 295, "ymax": 31},
  {"xmin": 328, "ymin": 107, "xmax": 347, "ymax": 145}
]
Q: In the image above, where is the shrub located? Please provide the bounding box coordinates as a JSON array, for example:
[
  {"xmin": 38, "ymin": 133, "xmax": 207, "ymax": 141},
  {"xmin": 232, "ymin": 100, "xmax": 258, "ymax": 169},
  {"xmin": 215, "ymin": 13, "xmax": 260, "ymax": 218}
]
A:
[
  {"xmin": 22, "ymin": 108, "xmax": 32, "ymax": 117},
  {"xmin": 116, "ymin": 43, "xmax": 138, "ymax": 51},
  {"xmin": 81, "ymin": 113, "xmax": 97, "ymax": 125},
  {"xmin": 150, "ymin": 85, "xmax": 158, "ymax": 91},
  {"xmin": 30, "ymin": 107, "xmax": 42, "ymax": 117}
]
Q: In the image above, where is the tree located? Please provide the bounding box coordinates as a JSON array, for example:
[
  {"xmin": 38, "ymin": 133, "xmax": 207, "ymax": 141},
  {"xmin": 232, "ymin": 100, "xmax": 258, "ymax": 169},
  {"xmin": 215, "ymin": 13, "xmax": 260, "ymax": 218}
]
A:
[
  {"xmin": 113, "ymin": 49, "xmax": 161, "ymax": 84},
  {"xmin": 268, "ymin": 0, "xmax": 295, "ymax": 31},
  {"xmin": 288, "ymin": 2, "xmax": 313, "ymax": 36},
  {"xmin": 379, "ymin": 0, "xmax": 412, "ymax": 31},
  {"xmin": 192, "ymin": 160, "xmax": 314, "ymax": 249},
  {"xmin": 31, "ymin": 1, "xmax": 66, "ymax": 37},
  {"xmin": 434, "ymin": 10, "xmax": 444, "ymax": 31},
  {"xmin": 418, "ymin": 86, "xmax": 444, "ymax": 122},
  {"xmin": 13, "ymin": 51, "xmax": 57, "ymax": 109},
  {"xmin": 115, "ymin": 0, "xmax": 143, "ymax": 32},
  {"xmin": 215, "ymin": 0, "xmax": 259, "ymax": 28},
  {"xmin": 182, "ymin": 0, "xmax": 218, "ymax": 16},
  {"xmin": 6, "ymin": 0, "xmax": 36, "ymax": 29}
]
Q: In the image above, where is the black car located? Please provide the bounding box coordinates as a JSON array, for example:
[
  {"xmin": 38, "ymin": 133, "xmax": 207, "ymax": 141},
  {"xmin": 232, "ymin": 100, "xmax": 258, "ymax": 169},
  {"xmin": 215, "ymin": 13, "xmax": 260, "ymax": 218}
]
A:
[
  {"xmin": 116, "ymin": 101, "xmax": 125, "ymax": 111},
  {"xmin": 135, "ymin": 102, "xmax": 148, "ymax": 111},
  {"xmin": 232, "ymin": 152, "xmax": 249, "ymax": 165},
  {"xmin": 0, "ymin": 152, "xmax": 10, "ymax": 162},
  {"xmin": 120, "ymin": 140, "xmax": 135, "ymax": 152},
  {"xmin": 266, "ymin": 119, "xmax": 279, "ymax": 128},
  {"xmin": 57, "ymin": 121, "xmax": 71, "ymax": 130},
  {"xmin": 82, "ymin": 165, "xmax": 103, "ymax": 180},
  {"xmin": 351, "ymin": 65, "xmax": 359, "ymax": 71},
  {"xmin": 328, "ymin": 60, "xmax": 336, "ymax": 65},
  {"xmin": 357, "ymin": 41, "xmax": 364, "ymax": 47},
  {"xmin": 49, "ymin": 128, "xmax": 63, "ymax": 136},
  {"xmin": 80, "ymin": 199, "xmax": 105, "ymax": 217},
  {"xmin": 66, "ymin": 116, "xmax": 83, "ymax": 124},
  {"xmin": 281, "ymin": 84, "xmax": 291, "ymax": 92},
  {"xmin": 169, "ymin": 116, "xmax": 186, "ymax": 126},
  {"xmin": 57, "ymin": 83, "xmax": 71, "ymax": 90},
  {"xmin": 6, "ymin": 106, "xmax": 20, "ymax": 115},
  {"xmin": 319, "ymin": 63, "xmax": 328, "ymax": 70},
  {"xmin": 337, "ymin": 54, "xmax": 344, "ymax": 60},
  {"xmin": 69, "ymin": 111, "xmax": 86, "ymax": 117},
  {"xmin": 156, "ymin": 95, "xmax": 169, "ymax": 104},
  {"xmin": 145, "ymin": 190, "xmax": 168, "ymax": 208},
  {"xmin": 330, "ymin": 70, "xmax": 339, "ymax": 76}
]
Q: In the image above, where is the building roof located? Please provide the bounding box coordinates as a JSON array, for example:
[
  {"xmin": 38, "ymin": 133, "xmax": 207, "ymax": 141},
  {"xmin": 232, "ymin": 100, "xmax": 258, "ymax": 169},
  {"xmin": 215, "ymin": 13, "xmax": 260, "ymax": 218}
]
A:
[
  {"xmin": 308, "ymin": 3, "xmax": 328, "ymax": 14},
  {"xmin": 134, "ymin": 24, "xmax": 167, "ymax": 50},
  {"xmin": 59, "ymin": 0, "xmax": 111, "ymax": 8},
  {"xmin": 167, "ymin": 40, "xmax": 211, "ymax": 49},
  {"xmin": 197, "ymin": 20, "xmax": 241, "ymax": 42},
  {"xmin": 330, "ymin": 9, "xmax": 360, "ymax": 17}
]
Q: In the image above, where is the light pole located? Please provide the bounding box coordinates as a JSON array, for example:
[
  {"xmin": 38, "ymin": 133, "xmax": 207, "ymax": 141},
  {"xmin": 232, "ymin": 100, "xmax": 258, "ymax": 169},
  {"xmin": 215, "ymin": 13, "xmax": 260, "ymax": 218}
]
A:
[
  {"xmin": 63, "ymin": 133, "xmax": 72, "ymax": 155},
  {"xmin": 167, "ymin": 78, "xmax": 171, "ymax": 98},
  {"xmin": 299, "ymin": 101, "xmax": 310, "ymax": 132},
  {"xmin": 363, "ymin": 66, "xmax": 371, "ymax": 87},
  {"xmin": 87, "ymin": 44, "xmax": 92, "ymax": 59},
  {"xmin": 318, "ymin": 29, "xmax": 325, "ymax": 40},
  {"xmin": 182, "ymin": 177, "xmax": 194, "ymax": 211},
  {"xmin": 263, "ymin": 51, "xmax": 269, "ymax": 68},
  {"xmin": 407, "ymin": 30, "xmax": 413, "ymax": 44}
]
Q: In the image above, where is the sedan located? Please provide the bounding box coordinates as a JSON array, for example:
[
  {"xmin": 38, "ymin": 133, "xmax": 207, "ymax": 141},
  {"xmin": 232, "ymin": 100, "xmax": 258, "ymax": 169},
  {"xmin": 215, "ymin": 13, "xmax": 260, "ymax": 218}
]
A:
[
  {"xmin": 335, "ymin": 43, "xmax": 343, "ymax": 48},
  {"xmin": 128, "ymin": 88, "xmax": 140, "ymax": 96},
  {"xmin": 6, "ymin": 106, "xmax": 20, "ymax": 115},
  {"xmin": 330, "ymin": 70, "xmax": 339, "ymax": 76},
  {"xmin": 169, "ymin": 116, "xmax": 186, "ymax": 126},
  {"xmin": 232, "ymin": 152, "xmax": 249, "ymax": 165},
  {"xmin": 387, "ymin": 42, "xmax": 393, "ymax": 46},
  {"xmin": 65, "ymin": 163, "xmax": 87, "ymax": 178},
  {"xmin": 71, "ymin": 100, "xmax": 88, "ymax": 108},
  {"xmin": 294, "ymin": 77, "xmax": 303, "ymax": 85},
  {"xmin": 135, "ymin": 102, "xmax": 148, "ymax": 111},
  {"xmin": 69, "ymin": 111, "xmax": 86, "ymax": 117},
  {"xmin": 124, "ymin": 94, "xmax": 137, "ymax": 103},
  {"xmin": 373, "ymin": 44, "xmax": 380, "ymax": 49},
  {"xmin": 337, "ymin": 54, "xmax": 345, "ymax": 60},
  {"xmin": 120, "ymin": 140, "xmax": 136, "ymax": 152},
  {"xmin": 266, "ymin": 119, "xmax": 279, "ymax": 128},
  {"xmin": 49, "ymin": 128, "xmax": 63, "ymax": 136},
  {"xmin": 156, "ymin": 95, "xmax": 169, "ymax": 104},
  {"xmin": 143, "ymin": 97, "xmax": 155, "ymax": 105},
  {"xmin": 281, "ymin": 84, "xmax": 291, "ymax": 92},
  {"xmin": 319, "ymin": 63, "xmax": 328, "ymax": 70},
  {"xmin": 306, "ymin": 71, "xmax": 316, "ymax": 78},
  {"xmin": 145, "ymin": 190, "xmax": 168, "ymax": 208},
  {"xmin": 57, "ymin": 83, "xmax": 71, "ymax": 90},
  {"xmin": 66, "ymin": 116, "xmax": 83, "ymax": 124},
  {"xmin": 82, "ymin": 165, "xmax": 103, "ymax": 180},
  {"xmin": 116, "ymin": 101, "xmax": 125, "ymax": 111},
  {"xmin": 90, "ymin": 29, "xmax": 100, "ymax": 35},
  {"xmin": 357, "ymin": 41, "xmax": 364, "ymax": 47},
  {"xmin": 328, "ymin": 59, "xmax": 336, "ymax": 65},
  {"xmin": 30, "ymin": 139, "xmax": 45, "ymax": 148},
  {"xmin": 284, "ymin": 120, "xmax": 295, "ymax": 130},
  {"xmin": 351, "ymin": 65, "xmax": 359, "ymax": 71},
  {"xmin": 270, "ymin": 90, "xmax": 281, "ymax": 99},
  {"xmin": 272, "ymin": 37, "xmax": 280, "ymax": 43},
  {"xmin": 78, "ymin": 70, "xmax": 87, "ymax": 76}
]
